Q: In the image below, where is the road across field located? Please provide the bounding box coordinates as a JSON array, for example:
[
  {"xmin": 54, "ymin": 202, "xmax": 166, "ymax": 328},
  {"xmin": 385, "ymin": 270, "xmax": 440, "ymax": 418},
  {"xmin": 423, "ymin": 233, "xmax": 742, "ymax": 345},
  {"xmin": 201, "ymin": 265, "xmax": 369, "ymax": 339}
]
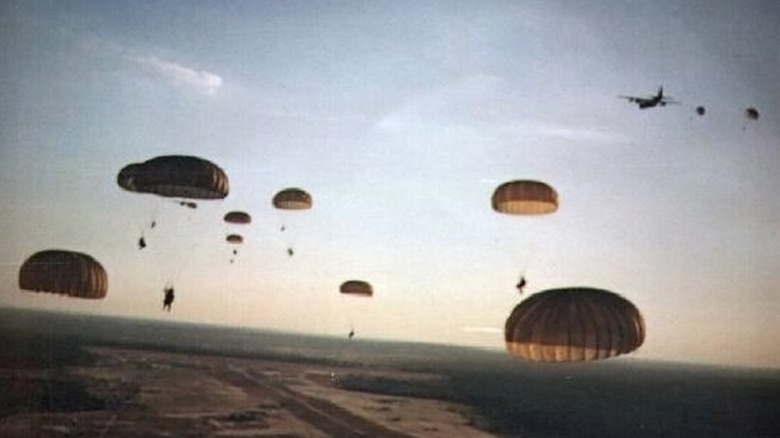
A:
[{"xmin": 214, "ymin": 365, "xmax": 413, "ymax": 438}]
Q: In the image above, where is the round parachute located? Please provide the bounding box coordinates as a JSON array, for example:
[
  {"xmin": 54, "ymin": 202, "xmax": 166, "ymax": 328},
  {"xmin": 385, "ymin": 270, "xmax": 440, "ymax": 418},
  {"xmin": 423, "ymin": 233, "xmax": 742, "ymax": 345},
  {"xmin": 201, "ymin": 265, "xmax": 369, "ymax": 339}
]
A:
[
  {"xmin": 272, "ymin": 188, "xmax": 312, "ymax": 256},
  {"xmin": 272, "ymin": 188, "xmax": 313, "ymax": 210},
  {"xmin": 744, "ymin": 107, "xmax": 759, "ymax": 121},
  {"xmin": 224, "ymin": 211, "xmax": 252, "ymax": 224},
  {"xmin": 19, "ymin": 250, "xmax": 108, "ymax": 299},
  {"xmin": 117, "ymin": 155, "xmax": 229, "ymax": 200},
  {"xmin": 339, "ymin": 280, "xmax": 373, "ymax": 297},
  {"xmin": 505, "ymin": 287, "xmax": 644, "ymax": 363},
  {"xmin": 492, "ymin": 180, "xmax": 559, "ymax": 215},
  {"xmin": 695, "ymin": 106, "xmax": 706, "ymax": 116},
  {"xmin": 226, "ymin": 234, "xmax": 244, "ymax": 244}
]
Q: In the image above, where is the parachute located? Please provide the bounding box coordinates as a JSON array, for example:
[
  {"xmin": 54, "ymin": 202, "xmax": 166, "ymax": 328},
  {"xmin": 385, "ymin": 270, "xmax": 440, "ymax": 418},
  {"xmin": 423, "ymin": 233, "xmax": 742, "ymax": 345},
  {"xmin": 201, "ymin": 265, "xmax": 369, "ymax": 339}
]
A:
[
  {"xmin": 19, "ymin": 250, "xmax": 108, "ymax": 299},
  {"xmin": 117, "ymin": 155, "xmax": 229, "ymax": 200},
  {"xmin": 492, "ymin": 179, "xmax": 559, "ymax": 292},
  {"xmin": 117, "ymin": 155, "xmax": 228, "ymax": 284},
  {"xmin": 272, "ymin": 188, "xmax": 312, "ymax": 256},
  {"xmin": 695, "ymin": 106, "xmax": 706, "ymax": 117},
  {"xmin": 505, "ymin": 287, "xmax": 644, "ymax": 363},
  {"xmin": 340, "ymin": 280, "xmax": 373, "ymax": 338},
  {"xmin": 224, "ymin": 211, "xmax": 252, "ymax": 224},
  {"xmin": 226, "ymin": 234, "xmax": 244, "ymax": 245},
  {"xmin": 742, "ymin": 107, "xmax": 760, "ymax": 130},
  {"xmin": 225, "ymin": 234, "xmax": 244, "ymax": 260},
  {"xmin": 492, "ymin": 180, "xmax": 559, "ymax": 215},
  {"xmin": 340, "ymin": 280, "xmax": 373, "ymax": 297},
  {"xmin": 224, "ymin": 212, "xmax": 250, "ymax": 261},
  {"xmin": 272, "ymin": 188, "xmax": 312, "ymax": 210}
]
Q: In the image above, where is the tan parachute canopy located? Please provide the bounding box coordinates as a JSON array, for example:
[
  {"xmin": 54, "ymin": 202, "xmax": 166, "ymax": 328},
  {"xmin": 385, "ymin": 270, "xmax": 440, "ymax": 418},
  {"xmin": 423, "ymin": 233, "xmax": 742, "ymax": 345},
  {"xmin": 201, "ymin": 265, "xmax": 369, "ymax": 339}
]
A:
[
  {"xmin": 117, "ymin": 155, "xmax": 229, "ymax": 199},
  {"xmin": 340, "ymin": 280, "xmax": 373, "ymax": 297},
  {"xmin": 224, "ymin": 211, "xmax": 251, "ymax": 224},
  {"xmin": 505, "ymin": 287, "xmax": 644, "ymax": 363},
  {"xmin": 272, "ymin": 188, "xmax": 313, "ymax": 210},
  {"xmin": 492, "ymin": 180, "xmax": 559, "ymax": 215},
  {"xmin": 19, "ymin": 250, "xmax": 108, "ymax": 299},
  {"xmin": 225, "ymin": 234, "xmax": 244, "ymax": 244}
]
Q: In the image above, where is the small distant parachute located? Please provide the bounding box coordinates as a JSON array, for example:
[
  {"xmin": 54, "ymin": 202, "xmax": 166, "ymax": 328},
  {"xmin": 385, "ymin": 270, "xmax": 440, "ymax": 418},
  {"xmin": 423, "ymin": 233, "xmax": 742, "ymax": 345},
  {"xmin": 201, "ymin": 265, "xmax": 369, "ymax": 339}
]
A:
[
  {"xmin": 339, "ymin": 280, "xmax": 373, "ymax": 297},
  {"xmin": 340, "ymin": 280, "xmax": 372, "ymax": 337},
  {"xmin": 505, "ymin": 287, "xmax": 644, "ymax": 363},
  {"xmin": 226, "ymin": 234, "xmax": 244, "ymax": 245},
  {"xmin": 273, "ymin": 188, "xmax": 312, "ymax": 256},
  {"xmin": 742, "ymin": 107, "xmax": 760, "ymax": 130},
  {"xmin": 695, "ymin": 106, "xmax": 706, "ymax": 117},
  {"xmin": 272, "ymin": 188, "xmax": 313, "ymax": 210},
  {"xmin": 226, "ymin": 234, "xmax": 244, "ymax": 259},
  {"xmin": 492, "ymin": 180, "xmax": 559, "ymax": 215},
  {"xmin": 224, "ymin": 212, "xmax": 250, "ymax": 259},
  {"xmin": 117, "ymin": 155, "xmax": 229, "ymax": 200},
  {"xmin": 19, "ymin": 250, "xmax": 108, "ymax": 299},
  {"xmin": 224, "ymin": 211, "xmax": 252, "ymax": 224}
]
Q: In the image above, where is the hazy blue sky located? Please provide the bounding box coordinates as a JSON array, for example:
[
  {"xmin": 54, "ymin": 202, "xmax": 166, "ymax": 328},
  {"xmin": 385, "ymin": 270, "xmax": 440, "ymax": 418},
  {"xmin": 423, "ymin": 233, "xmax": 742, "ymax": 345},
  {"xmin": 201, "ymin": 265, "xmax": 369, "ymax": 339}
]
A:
[{"xmin": 2, "ymin": 0, "xmax": 779, "ymax": 368}]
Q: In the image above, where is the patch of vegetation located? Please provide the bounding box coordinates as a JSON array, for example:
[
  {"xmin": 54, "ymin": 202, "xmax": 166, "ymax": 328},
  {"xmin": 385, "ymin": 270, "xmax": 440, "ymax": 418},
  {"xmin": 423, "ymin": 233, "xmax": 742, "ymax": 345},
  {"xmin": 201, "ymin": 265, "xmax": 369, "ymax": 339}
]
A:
[
  {"xmin": 0, "ymin": 375, "xmax": 105, "ymax": 418},
  {"xmin": 0, "ymin": 332, "xmax": 97, "ymax": 370}
]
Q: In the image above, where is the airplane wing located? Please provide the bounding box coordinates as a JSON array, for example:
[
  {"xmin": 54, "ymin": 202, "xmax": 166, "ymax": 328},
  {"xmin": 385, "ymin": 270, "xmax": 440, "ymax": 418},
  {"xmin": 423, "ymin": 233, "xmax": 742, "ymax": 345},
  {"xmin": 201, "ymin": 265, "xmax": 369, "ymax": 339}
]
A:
[{"xmin": 618, "ymin": 95, "xmax": 642, "ymax": 103}]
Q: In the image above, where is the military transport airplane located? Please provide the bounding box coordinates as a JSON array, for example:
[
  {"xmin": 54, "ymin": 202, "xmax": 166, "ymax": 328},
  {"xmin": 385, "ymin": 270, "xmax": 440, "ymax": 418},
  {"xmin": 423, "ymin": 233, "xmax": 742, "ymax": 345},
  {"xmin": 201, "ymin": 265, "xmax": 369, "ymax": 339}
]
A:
[{"xmin": 619, "ymin": 86, "xmax": 679, "ymax": 109}]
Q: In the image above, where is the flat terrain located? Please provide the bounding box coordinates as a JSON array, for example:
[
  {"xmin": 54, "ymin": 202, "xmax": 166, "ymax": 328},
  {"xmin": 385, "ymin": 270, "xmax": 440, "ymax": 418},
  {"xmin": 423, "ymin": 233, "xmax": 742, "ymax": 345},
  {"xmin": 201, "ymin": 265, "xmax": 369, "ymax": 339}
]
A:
[
  {"xmin": 0, "ymin": 346, "xmax": 493, "ymax": 438},
  {"xmin": 2, "ymin": 309, "xmax": 779, "ymax": 437}
]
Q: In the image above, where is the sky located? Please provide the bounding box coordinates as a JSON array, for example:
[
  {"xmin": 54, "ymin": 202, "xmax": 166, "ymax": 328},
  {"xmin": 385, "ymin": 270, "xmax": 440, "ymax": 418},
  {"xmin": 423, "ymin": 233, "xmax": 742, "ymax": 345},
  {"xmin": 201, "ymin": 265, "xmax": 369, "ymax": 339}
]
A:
[{"xmin": 1, "ymin": 0, "xmax": 779, "ymax": 369}]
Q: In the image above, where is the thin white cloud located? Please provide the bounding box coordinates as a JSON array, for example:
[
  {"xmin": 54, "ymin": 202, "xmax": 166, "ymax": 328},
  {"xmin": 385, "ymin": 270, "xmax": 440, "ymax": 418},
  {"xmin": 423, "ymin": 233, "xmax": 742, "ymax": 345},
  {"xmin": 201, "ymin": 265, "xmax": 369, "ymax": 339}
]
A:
[
  {"xmin": 462, "ymin": 326, "xmax": 503, "ymax": 334},
  {"xmin": 375, "ymin": 72, "xmax": 507, "ymax": 132},
  {"xmin": 131, "ymin": 56, "xmax": 223, "ymax": 95},
  {"xmin": 532, "ymin": 123, "xmax": 628, "ymax": 143}
]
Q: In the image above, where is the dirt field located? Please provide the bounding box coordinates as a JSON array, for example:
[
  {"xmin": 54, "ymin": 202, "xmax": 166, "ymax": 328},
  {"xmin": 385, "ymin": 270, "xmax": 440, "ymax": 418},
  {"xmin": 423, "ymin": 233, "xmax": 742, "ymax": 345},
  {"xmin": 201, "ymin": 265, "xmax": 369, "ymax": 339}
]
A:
[{"xmin": 0, "ymin": 346, "xmax": 495, "ymax": 437}]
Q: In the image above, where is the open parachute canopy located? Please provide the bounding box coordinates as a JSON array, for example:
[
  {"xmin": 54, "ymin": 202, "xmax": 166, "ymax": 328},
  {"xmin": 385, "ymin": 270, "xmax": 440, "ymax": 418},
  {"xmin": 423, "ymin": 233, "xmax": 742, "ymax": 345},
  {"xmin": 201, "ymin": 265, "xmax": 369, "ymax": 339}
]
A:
[
  {"xmin": 505, "ymin": 287, "xmax": 644, "ymax": 363},
  {"xmin": 339, "ymin": 280, "xmax": 373, "ymax": 297},
  {"xmin": 225, "ymin": 234, "xmax": 244, "ymax": 244},
  {"xmin": 224, "ymin": 211, "xmax": 252, "ymax": 224},
  {"xmin": 744, "ymin": 107, "xmax": 760, "ymax": 121},
  {"xmin": 695, "ymin": 106, "xmax": 706, "ymax": 116},
  {"xmin": 19, "ymin": 250, "xmax": 108, "ymax": 299},
  {"xmin": 272, "ymin": 188, "xmax": 312, "ymax": 210},
  {"xmin": 117, "ymin": 155, "xmax": 229, "ymax": 199},
  {"xmin": 492, "ymin": 180, "xmax": 559, "ymax": 215}
]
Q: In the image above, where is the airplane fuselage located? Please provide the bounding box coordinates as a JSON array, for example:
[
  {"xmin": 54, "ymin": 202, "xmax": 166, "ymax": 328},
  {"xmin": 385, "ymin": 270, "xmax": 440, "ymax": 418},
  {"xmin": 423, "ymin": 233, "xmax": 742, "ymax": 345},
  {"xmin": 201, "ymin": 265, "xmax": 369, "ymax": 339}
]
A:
[
  {"xmin": 638, "ymin": 98, "xmax": 663, "ymax": 109},
  {"xmin": 621, "ymin": 86, "xmax": 674, "ymax": 109}
]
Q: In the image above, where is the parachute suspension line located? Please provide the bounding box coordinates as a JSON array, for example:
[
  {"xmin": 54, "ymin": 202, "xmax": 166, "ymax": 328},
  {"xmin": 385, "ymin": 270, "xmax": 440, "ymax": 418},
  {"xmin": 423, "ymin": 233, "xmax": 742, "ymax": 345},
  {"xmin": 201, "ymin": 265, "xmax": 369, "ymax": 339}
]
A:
[
  {"xmin": 146, "ymin": 225, "xmax": 201, "ymax": 289},
  {"xmin": 516, "ymin": 242, "xmax": 539, "ymax": 279},
  {"xmin": 142, "ymin": 199, "xmax": 162, "ymax": 234},
  {"xmin": 272, "ymin": 188, "xmax": 312, "ymax": 256},
  {"xmin": 275, "ymin": 213, "xmax": 298, "ymax": 253},
  {"xmin": 168, "ymin": 230, "xmax": 204, "ymax": 286},
  {"xmin": 136, "ymin": 200, "xmax": 161, "ymax": 251},
  {"xmin": 161, "ymin": 201, "xmax": 204, "ymax": 283}
]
